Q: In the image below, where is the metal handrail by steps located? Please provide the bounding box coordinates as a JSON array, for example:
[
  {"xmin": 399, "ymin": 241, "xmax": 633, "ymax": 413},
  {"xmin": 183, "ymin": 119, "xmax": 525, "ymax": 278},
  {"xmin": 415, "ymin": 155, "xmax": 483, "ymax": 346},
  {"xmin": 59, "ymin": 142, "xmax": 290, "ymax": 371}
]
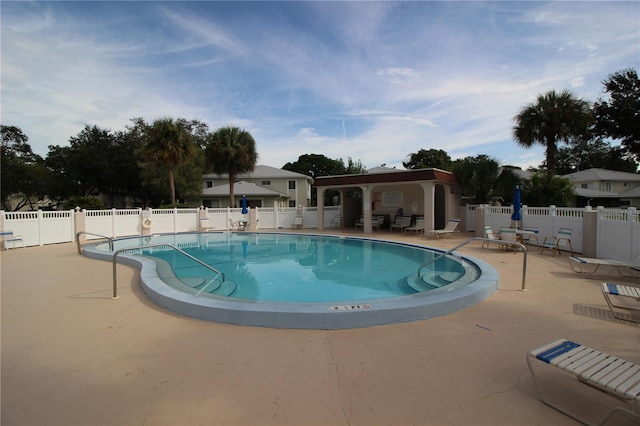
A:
[
  {"xmin": 112, "ymin": 243, "xmax": 224, "ymax": 299},
  {"xmin": 76, "ymin": 231, "xmax": 114, "ymax": 254},
  {"xmin": 416, "ymin": 237, "xmax": 528, "ymax": 291}
]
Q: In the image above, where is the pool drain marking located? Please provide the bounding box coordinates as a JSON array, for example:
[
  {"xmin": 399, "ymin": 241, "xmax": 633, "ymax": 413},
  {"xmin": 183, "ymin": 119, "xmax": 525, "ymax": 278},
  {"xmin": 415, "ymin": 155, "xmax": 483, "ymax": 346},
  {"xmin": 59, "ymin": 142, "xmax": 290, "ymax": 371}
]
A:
[{"xmin": 330, "ymin": 304, "xmax": 372, "ymax": 311}]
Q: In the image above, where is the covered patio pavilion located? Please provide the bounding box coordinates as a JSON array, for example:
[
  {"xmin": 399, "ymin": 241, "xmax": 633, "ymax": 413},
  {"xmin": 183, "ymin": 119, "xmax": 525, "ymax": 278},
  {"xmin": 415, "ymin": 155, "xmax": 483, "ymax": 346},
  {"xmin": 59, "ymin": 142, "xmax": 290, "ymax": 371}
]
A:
[{"xmin": 314, "ymin": 168, "xmax": 460, "ymax": 234}]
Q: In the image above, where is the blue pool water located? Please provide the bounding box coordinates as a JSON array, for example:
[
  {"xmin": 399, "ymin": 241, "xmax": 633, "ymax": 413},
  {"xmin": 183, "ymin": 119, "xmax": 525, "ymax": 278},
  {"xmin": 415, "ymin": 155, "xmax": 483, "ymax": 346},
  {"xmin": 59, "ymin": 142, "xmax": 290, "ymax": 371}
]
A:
[{"xmin": 88, "ymin": 232, "xmax": 499, "ymax": 329}]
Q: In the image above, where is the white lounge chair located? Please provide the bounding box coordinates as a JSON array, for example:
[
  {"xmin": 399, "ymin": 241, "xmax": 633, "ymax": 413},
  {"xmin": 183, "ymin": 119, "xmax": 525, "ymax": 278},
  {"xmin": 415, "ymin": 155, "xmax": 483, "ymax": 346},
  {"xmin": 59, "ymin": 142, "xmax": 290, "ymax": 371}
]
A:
[
  {"xmin": 429, "ymin": 219, "xmax": 460, "ymax": 239},
  {"xmin": 569, "ymin": 257, "xmax": 640, "ymax": 278},
  {"xmin": 527, "ymin": 338, "xmax": 640, "ymax": 425},
  {"xmin": 390, "ymin": 216, "xmax": 412, "ymax": 232},
  {"xmin": 601, "ymin": 283, "xmax": 640, "ymax": 322},
  {"xmin": 540, "ymin": 228, "xmax": 574, "ymax": 256},
  {"xmin": 372, "ymin": 216, "xmax": 385, "ymax": 230},
  {"xmin": 0, "ymin": 230, "xmax": 24, "ymax": 250},
  {"xmin": 404, "ymin": 217, "xmax": 425, "ymax": 233},
  {"xmin": 481, "ymin": 226, "xmax": 499, "ymax": 249}
]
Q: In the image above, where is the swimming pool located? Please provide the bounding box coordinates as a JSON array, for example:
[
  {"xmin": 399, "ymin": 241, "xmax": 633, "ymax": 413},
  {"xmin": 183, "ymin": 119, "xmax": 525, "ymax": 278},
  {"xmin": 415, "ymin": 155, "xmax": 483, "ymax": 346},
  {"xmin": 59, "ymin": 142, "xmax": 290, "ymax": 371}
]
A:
[{"xmin": 84, "ymin": 232, "xmax": 499, "ymax": 329}]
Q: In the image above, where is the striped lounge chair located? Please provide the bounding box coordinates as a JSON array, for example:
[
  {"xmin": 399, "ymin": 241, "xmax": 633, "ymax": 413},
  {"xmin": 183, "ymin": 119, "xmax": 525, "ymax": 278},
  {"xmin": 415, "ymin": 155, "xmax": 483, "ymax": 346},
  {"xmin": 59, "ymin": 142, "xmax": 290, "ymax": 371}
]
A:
[
  {"xmin": 601, "ymin": 283, "xmax": 640, "ymax": 323},
  {"xmin": 527, "ymin": 338, "xmax": 640, "ymax": 425}
]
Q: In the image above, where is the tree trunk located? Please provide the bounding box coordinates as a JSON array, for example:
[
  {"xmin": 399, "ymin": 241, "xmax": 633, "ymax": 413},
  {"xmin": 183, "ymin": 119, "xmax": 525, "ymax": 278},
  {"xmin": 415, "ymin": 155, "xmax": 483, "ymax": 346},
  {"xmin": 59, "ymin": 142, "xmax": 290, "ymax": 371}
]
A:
[
  {"xmin": 544, "ymin": 138, "xmax": 557, "ymax": 191},
  {"xmin": 229, "ymin": 173, "xmax": 236, "ymax": 207},
  {"xmin": 169, "ymin": 169, "xmax": 176, "ymax": 205}
]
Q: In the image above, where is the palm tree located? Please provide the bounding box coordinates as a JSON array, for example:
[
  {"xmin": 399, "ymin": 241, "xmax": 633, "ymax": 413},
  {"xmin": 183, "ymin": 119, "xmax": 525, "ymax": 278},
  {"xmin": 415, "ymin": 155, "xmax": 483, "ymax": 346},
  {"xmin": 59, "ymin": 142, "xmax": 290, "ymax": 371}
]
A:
[
  {"xmin": 513, "ymin": 89, "xmax": 593, "ymax": 191},
  {"xmin": 144, "ymin": 117, "xmax": 195, "ymax": 205},
  {"xmin": 205, "ymin": 126, "xmax": 258, "ymax": 206}
]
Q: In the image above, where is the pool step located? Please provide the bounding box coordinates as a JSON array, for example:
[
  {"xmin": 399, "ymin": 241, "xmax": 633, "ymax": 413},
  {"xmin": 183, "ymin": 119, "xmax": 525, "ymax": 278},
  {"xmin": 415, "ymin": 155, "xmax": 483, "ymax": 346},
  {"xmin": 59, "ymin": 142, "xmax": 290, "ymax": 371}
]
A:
[
  {"xmin": 406, "ymin": 272, "xmax": 463, "ymax": 293},
  {"xmin": 180, "ymin": 276, "xmax": 237, "ymax": 296},
  {"xmin": 194, "ymin": 279, "xmax": 237, "ymax": 297}
]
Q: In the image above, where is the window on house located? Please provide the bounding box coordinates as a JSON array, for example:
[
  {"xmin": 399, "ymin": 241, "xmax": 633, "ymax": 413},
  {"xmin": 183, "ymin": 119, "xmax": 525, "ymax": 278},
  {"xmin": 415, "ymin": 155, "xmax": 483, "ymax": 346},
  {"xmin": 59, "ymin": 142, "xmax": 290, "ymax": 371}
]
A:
[
  {"xmin": 205, "ymin": 180, "xmax": 213, "ymax": 188},
  {"xmin": 604, "ymin": 182, "xmax": 612, "ymax": 192},
  {"xmin": 289, "ymin": 200, "xmax": 296, "ymax": 207},
  {"xmin": 288, "ymin": 180, "xmax": 296, "ymax": 190},
  {"xmin": 261, "ymin": 180, "xmax": 271, "ymax": 185},
  {"xmin": 581, "ymin": 184, "xmax": 588, "ymax": 189}
]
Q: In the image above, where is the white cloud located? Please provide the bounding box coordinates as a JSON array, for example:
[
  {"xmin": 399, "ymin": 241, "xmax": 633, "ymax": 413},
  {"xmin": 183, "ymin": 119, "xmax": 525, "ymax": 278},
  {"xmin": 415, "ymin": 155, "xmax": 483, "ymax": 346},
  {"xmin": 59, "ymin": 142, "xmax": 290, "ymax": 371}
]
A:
[{"xmin": 1, "ymin": 0, "xmax": 638, "ymax": 174}]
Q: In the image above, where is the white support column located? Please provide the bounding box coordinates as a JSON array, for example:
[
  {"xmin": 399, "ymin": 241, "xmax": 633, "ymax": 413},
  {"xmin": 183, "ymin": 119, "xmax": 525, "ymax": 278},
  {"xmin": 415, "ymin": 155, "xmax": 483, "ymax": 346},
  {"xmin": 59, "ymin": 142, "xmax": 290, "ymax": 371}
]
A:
[
  {"xmin": 362, "ymin": 185, "xmax": 372, "ymax": 234},
  {"xmin": 317, "ymin": 187, "xmax": 326, "ymax": 231}
]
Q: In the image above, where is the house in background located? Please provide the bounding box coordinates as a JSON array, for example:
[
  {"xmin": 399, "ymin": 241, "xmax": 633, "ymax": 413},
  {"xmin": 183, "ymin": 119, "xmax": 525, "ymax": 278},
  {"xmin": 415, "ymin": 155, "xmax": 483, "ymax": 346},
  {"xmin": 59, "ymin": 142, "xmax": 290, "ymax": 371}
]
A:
[
  {"xmin": 200, "ymin": 165, "xmax": 313, "ymax": 208},
  {"xmin": 563, "ymin": 168, "xmax": 640, "ymax": 208}
]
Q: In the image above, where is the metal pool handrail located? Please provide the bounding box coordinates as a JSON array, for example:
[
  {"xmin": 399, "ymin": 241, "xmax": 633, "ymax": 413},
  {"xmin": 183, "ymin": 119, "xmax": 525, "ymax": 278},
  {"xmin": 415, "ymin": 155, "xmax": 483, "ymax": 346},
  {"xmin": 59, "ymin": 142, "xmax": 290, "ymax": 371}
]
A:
[
  {"xmin": 416, "ymin": 237, "xmax": 528, "ymax": 291},
  {"xmin": 112, "ymin": 243, "xmax": 225, "ymax": 299},
  {"xmin": 76, "ymin": 231, "xmax": 114, "ymax": 254}
]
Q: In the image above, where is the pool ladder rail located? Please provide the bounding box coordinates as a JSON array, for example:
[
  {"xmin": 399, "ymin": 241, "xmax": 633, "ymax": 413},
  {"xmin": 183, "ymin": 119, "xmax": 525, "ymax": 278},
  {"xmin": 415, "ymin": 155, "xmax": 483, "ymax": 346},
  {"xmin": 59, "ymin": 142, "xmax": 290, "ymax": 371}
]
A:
[
  {"xmin": 76, "ymin": 231, "xmax": 115, "ymax": 254},
  {"xmin": 111, "ymin": 243, "xmax": 225, "ymax": 299},
  {"xmin": 416, "ymin": 237, "xmax": 528, "ymax": 291}
]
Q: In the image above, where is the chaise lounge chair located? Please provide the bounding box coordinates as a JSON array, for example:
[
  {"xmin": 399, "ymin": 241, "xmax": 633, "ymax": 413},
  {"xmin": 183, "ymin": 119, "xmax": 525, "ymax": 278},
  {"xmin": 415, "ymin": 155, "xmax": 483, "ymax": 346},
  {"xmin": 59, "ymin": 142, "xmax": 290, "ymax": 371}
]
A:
[
  {"xmin": 390, "ymin": 216, "xmax": 412, "ymax": 232},
  {"xmin": 481, "ymin": 225, "xmax": 500, "ymax": 249},
  {"xmin": 568, "ymin": 256, "xmax": 640, "ymax": 278},
  {"xmin": 404, "ymin": 217, "xmax": 425, "ymax": 233},
  {"xmin": 601, "ymin": 283, "xmax": 640, "ymax": 322},
  {"xmin": 527, "ymin": 338, "xmax": 640, "ymax": 425},
  {"xmin": 428, "ymin": 219, "xmax": 460, "ymax": 239}
]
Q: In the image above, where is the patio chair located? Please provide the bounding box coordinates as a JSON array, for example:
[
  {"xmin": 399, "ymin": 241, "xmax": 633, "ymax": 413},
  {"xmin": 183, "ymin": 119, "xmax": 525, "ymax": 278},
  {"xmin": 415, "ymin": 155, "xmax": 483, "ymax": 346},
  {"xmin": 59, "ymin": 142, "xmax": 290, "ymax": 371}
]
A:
[
  {"xmin": 390, "ymin": 216, "xmax": 412, "ymax": 232},
  {"xmin": 404, "ymin": 217, "xmax": 425, "ymax": 233},
  {"xmin": 498, "ymin": 227, "xmax": 520, "ymax": 253},
  {"xmin": 372, "ymin": 216, "xmax": 386, "ymax": 230},
  {"xmin": 527, "ymin": 338, "xmax": 640, "ymax": 425},
  {"xmin": 354, "ymin": 216, "xmax": 364, "ymax": 229},
  {"xmin": 539, "ymin": 228, "xmax": 574, "ymax": 256},
  {"xmin": 481, "ymin": 226, "xmax": 499, "ymax": 249},
  {"xmin": 520, "ymin": 227, "xmax": 540, "ymax": 246},
  {"xmin": 428, "ymin": 219, "xmax": 460, "ymax": 239},
  {"xmin": 601, "ymin": 283, "xmax": 640, "ymax": 322},
  {"xmin": 0, "ymin": 230, "xmax": 24, "ymax": 250},
  {"xmin": 568, "ymin": 257, "xmax": 640, "ymax": 278}
]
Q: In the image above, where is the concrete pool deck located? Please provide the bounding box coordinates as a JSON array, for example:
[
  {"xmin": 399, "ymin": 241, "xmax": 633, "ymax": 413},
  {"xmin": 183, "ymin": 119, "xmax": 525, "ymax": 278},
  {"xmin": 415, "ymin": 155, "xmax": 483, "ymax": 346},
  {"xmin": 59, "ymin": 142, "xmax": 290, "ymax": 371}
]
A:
[{"xmin": 1, "ymin": 230, "xmax": 639, "ymax": 425}]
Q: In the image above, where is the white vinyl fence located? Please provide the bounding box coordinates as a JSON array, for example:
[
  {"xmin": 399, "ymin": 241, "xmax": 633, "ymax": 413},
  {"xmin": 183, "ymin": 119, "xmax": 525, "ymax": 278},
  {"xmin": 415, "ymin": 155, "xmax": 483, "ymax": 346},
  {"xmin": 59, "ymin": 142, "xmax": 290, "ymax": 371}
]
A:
[
  {"xmin": 2, "ymin": 205, "xmax": 638, "ymax": 263},
  {"xmin": 467, "ymin": 204, "xmax": 639, "ymax": 263}
]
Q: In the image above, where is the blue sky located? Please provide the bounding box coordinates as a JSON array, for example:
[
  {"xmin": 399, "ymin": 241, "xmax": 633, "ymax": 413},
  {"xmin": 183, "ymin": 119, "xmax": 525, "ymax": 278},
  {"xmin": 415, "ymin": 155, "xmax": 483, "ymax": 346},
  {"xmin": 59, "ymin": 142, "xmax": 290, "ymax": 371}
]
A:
[{"xmin": 2, "ymin": 1, "xmax": 638, "ymax": 171}]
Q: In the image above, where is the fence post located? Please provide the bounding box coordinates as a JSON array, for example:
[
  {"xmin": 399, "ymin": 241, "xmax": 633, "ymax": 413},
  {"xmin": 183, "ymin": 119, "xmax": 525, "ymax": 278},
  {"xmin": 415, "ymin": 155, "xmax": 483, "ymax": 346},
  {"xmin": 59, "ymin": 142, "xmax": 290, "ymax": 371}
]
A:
[
  {"xmin": 37, "ymin": 209, "xmax": 44, "ymax": 246},
  {"xmin": 628, "ymin": 207, "xmax": 637, "ymax": 262},
  {"xmin": 582, "ymin": 206, "xmax": 597, "ymax": 258},
  {"xmin": 74, "ymin": 207, "xmax": 86, "ymax": 243},
  {"xmin": 474, "ymin": 205, "xmax": 485, "ymax": 237},
  {"xmin": 549, "ymin": 205, "xmax": 557, "ymax": 234}
]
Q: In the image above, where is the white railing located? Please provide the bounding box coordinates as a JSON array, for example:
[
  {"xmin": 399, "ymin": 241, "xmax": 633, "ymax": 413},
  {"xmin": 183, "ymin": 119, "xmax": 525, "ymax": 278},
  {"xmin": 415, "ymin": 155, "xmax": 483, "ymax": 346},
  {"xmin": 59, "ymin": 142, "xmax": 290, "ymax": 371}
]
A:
[{"xmin": 2, "ymin": 205, "xmax": 638, "ymax": 262}]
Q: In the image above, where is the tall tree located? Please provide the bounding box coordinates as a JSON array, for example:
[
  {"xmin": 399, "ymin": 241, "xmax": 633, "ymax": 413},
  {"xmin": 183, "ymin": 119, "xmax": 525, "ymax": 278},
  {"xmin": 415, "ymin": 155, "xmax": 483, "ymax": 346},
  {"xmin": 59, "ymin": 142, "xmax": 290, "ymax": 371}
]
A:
[
  {"xmin": 205, "ymin": 126, "xmax": 258, "ymax": 207},
  {"xmin": 143, "ymin": 118, "xmax": 195, "ymax": 206},
  {"xmin": 451, "ymin": 155, "xmax": 500, "ymax": 203},
  {"xmin": 522, "ymin": 172, "xmax": 575, "ymax": 206},
  {"xmin": 513, "ymin": 89, "xmax": 593, "ymax": 191},
  {"xmin": 593, "ymin": 68, "xmax": 640, "ymax": 162},
  {"xmin": 282, "ymin": 154, "xmax": 345, "ymax": 179},
  {"xmin": 1, "ymin": 125, "xmax": 52, "ymax": 210},
  {"xmin": 553, "ymin": 138, "xmax": 638, "ymax": 174},
  {"xmin": 403, "ymin": 148, "xmax": 452, "ymax": 170}
]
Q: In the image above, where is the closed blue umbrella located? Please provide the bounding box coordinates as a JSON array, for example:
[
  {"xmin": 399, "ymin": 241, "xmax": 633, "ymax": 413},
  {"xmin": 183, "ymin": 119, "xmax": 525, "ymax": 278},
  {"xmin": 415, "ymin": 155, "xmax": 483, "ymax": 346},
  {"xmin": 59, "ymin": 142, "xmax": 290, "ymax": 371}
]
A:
[
  {"xmin": 241, "ymin": 195, "xmax": 248, "ymax": 215},
  {"xmin": 511, "ymin": 186, "xmax": 521, "ymax": 227}
]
